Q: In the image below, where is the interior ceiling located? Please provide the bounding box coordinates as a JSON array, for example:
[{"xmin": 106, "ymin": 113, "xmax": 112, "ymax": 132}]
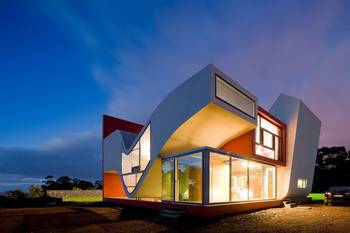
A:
[{"xmin": 160, "ymin": 103, "xmax": 256, "ymax": 155}]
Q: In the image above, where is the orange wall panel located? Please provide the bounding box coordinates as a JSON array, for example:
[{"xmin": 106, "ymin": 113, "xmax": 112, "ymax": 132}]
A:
[
  {"xmin": 221, "ymin": 130, "xmax": 254, "ymax": 156},
  {"xmin": 103, "ymin": 172, "xmax": 126, "ymax": 198}
]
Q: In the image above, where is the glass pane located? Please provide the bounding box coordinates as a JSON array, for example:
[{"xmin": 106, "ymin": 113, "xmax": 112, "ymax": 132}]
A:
[
  {"xmin": 260, "ymin": 117, "xmax": 279, "ymax": 135},
  {"xmin": 275, "ymin": 136, "xmax": 280, "ymax": 160},
  {"xmin": 263, "ymin": 165, "xmax": 276, "ymax": 199},
  {"xmin": 136, "ymin": 173, "xmax": 142, "ymax": 183},
  {"xmin": 249, "ymin": 162, "xmax": 263, "ymax": 200},
  {"xmin": 176, "ymin": 153, "xmax": 202, "ymax": 203},
  {"xmin": 231, "ymin": 158, "xmax": 248, "ymax": 201},
  {"xmin": 140, "ymin": 125, "xmax": 151, "ymax": 170},
  {"xmin": 162, "ymin": 160, "xmax": 174, "ymax": 201},
  {"xmin": 263, "ymin": 131, "xmax": 273, "ymax": 148},
  {"xmin": 122, "ymin": 153, "xmax": 132, "ymax": 174},
  {"xmin": 123, "ymin": 174, "xmax": 136, "ymax": 187},
  {"xmin": 131, "ymin": 149, "xmax": 139, "ymax": 167},
  {"xmin": 216, "ymin": 76, "xmax": 255, "ymax": 118},
  {"xmin": 255, "ymin": 116, "xmax": 260, "ymax": 143},
  {"xmin": 255, "ymin": 144, "xmax": 275, "ymax": 159},
  {"xmin": 210, "ymin": 153, "xmax": 230, "ymax": 203}
]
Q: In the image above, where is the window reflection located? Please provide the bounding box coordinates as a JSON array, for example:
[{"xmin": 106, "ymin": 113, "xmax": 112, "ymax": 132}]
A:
[
  {"xmin": 176, "ymin": 153, "xmax": 202, "ymax": 203},
  {"xmin": 162, "ymin": 159, "xmax": 174, "ymax": 201}
]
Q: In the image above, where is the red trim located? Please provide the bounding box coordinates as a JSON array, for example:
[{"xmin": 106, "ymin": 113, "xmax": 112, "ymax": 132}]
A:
[
  {"xmin": 104, "ymin": 198, "xmax": 282, "ymax": 218},
  {"xmin": 103, "ymin": 115, "xmax": 143, "ymax": 139},
  {"xmin": 257, "ymin": 106, "xmax": 287, "ymax": 165},
  {"xmin": 257, "ymin": 106, "xmax": 286, "ymax": 128}
]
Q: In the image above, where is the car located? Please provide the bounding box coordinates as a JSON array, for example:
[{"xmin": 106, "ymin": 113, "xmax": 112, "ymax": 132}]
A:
[{"xmin": 324, "ymin": 186, "xmax": 350, "ymax": 205}]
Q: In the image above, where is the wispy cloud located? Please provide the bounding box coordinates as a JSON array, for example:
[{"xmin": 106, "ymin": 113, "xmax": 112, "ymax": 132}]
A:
[{"xmin": 89, "ymin": 0, "xmax": 350, "ymax": 148}]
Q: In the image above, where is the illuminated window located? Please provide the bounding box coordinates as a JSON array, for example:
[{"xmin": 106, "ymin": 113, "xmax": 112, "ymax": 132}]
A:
[
  {"xmin": 231, "ymin": 158, "xmax": 248, "ymax": 201},
  {"xmin": 215, "ymin": 76, "xmax": 256, "ymax": 118},
  {"xmin": 255, "ymin": 115, "xmax": 281, "ymax": 160},
  {"xmin": 210, "ymin": 153, "xmax": 230, "ymax": 203},
  {"xmin": 131, "ymin": 149, "xmax": 139, "ymax": 168},
  {"xmin": 122, "ymin": 153, "xmax": 132, "ymax": 174},
  {"xmin": 140, "ymin": 125, "xmax": 151, "ymax": 170},
  {"xmin": 297, "ymin": 179, "xmax": 307, "ymax": 189},
  {"xmin": 176, "ymin": 153, "xmax": 202, "ymax": 203},
  {"xmin": 263, "ymin": 164, "xmax": 276, "ymax": 199},
  {"xmin": 162, "ymin": 159, "xmax": 174, "ymax": 201},
  {"xmin": 121, "ymin": 124, "xmax": 151, "ymax": 193},
  {"xmin": 249, "ymin": 162, "xmax": 263, "ymax": 200}
]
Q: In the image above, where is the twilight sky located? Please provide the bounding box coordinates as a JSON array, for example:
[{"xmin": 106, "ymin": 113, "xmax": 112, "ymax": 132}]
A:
[{"xmin": 0, "ymin": 0, "xmax": 349, "ymax": 191}]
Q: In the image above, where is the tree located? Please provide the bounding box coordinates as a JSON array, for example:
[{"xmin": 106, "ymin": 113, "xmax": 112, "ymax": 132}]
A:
[
  {"xmin": 28, "ymin": 185, "xmax": 45, "ymax": 198},
  {"xmin": 56, "ymin": 176, "xmax": 73, "ymax": 190},
  {"xmin": 94, "ymin": 180, "xmax": 103, "ymax": 189},
  {"xmin": 312, "ymin": 146, "xmax": 350, "ymax": 192},
  {"xmin": 5, "ymin": 189, "xmax": 26, "ymax": 199},
  {"xmin": 73, "ymin": 179, "xmax": 94, "ymax": 190}
]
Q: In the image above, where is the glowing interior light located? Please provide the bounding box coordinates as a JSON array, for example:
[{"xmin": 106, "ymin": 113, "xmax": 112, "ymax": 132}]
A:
[{"xmin": 239, "ymin": 188, "xmax": 252, "ymax": 199}]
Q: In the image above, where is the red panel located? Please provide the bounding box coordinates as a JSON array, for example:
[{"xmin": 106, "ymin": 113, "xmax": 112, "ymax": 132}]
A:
[
  {"xmin": 103, "ymin": 172, "xmax": 126, "ymax": 198},
  {"xmin": 103, "ymin": 114, "xmax": 143, "ymax": 139}
]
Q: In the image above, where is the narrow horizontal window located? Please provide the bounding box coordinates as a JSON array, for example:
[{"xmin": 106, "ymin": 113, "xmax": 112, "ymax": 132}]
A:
[{"xmin": 215, "ymin": 76, "xmax": 255, "ymax": 118}]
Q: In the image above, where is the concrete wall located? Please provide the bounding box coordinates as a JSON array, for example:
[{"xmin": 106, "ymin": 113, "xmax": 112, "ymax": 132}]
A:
[
  {"xmin": 270, "ymin": 94, "xmax": 321, "ymax": 199},
  {"xmin": 47, "ymin": 190, "xmax": 102, "ymax": 199}
]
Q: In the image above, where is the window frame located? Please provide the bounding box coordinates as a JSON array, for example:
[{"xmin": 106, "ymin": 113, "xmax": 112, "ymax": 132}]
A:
[
  {"xmin": 255, "ymin": 115, "xmax": 282, "ymax": 160},
  {"xmin": 215, "ymin": 75, "xmax": 256, "ymax": 119}
]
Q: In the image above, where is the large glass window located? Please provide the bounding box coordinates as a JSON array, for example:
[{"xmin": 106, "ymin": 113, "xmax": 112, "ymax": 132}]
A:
[
  {"xmin": 161, "ymin": 149, "xmax": 276, "ymax": 204},
  {"xmin": 121, "ymin": 125, "xmax": 151, "ymax": 193},
  {"xmin": 249, "ymin": 162, "xmax": 276, "ymax": 200},
  {"xmin": 140, "ymin": 125, "xmax": 151, "ymax": 170},
  {"xmin": 176, "ymin": 153, "xmax": 202, "ymax": 203},
  {"xmin": 162, "ymin": 159, "xmax": 174, "ymax": 201},
  {"xmin": 231, "ymin": 158, "xmax": 249, "ymax": 201},
  {"xmin": 249, "ymin": 162, "xmax": 263, "ymax": 200},
  {"xmin": 263, "ymin": 165, "xmax": 276, "ymax": 199},
  {"xmin": 215, "ymin": 76, "xmax": 256, "ymax": 118},
  {"xmin": 255, "ymin": 115, "xmax": 281, "ymax": 160},
  {"xmin": 210, "ymin": 153, "xmax": 230, "ymax": 203}
]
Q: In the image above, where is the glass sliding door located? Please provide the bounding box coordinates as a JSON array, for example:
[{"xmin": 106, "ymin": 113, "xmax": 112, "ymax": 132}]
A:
[
  {"xmin": 175, "ymin": 152, "xmax": 202, "ymax": 203},
  {"xmin": 248, "ymin": 161, "xmax": 263, "ymax": 200},
  {"xmin": 262, "ymin": 164, "xmax": 276, "ymax": 199},
  {"xmin": 209, "ymin": 153, "xmax": 230, "ymax": 203},
  {"xmin": 231, "ymin": 158, "xmax": 249, "ymax": 201},
  {"xmin": 161, "ymin": 159, "xmax": 174, "ymax": 201}
]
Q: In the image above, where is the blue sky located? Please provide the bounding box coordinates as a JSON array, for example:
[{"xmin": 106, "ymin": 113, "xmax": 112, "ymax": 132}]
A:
[{"xmin": 0, "ymin": 0, "xmax": 349, "ymax": 191}]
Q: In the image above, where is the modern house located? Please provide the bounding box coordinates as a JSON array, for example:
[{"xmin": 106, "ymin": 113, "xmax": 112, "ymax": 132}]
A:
[{"xmin": 103, "ymin": 65, "xmax": 321, "ymax": 217}]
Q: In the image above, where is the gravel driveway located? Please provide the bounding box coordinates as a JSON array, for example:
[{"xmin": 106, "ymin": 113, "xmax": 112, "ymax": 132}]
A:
[{"xmin": 1, "ymin": 203, "xmax": 349, "ymax": 233}]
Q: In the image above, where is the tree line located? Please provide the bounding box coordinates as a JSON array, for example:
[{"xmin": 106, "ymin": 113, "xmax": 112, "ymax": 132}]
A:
[{"xmin": 312, "ymin": 146, "xmax": 350, "ymax": 192}]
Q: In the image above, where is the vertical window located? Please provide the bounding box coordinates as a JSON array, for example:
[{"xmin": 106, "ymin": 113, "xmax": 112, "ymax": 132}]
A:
[
  {"xmin": 297, "ymin": 179, "xmax": 307, "ymax": 189},
  {"xmin": 176, "ymin": 153, "xmax": 202, "ymax": 203},
  {"xmin": 162, "ymin": 159, "xmax": 174, "ymax": 201},
  {"xmin": 231, "ymin": 158, "xmax": 248, "ymax": 201},
  {"xmin": 140, "ymin": 125, "xmax": 151, "ymax": 170},
  {"xmin": 121, "ymin": 124, "xmax": 151, "ymax": 193},
  {"xmin": 263, "ymin": 165, "xmax": 276, "ymax": 199},
  {"xmin": 209, "ymin": 153, "xmax": 230, "ymax": 203},
  {"xmin": 249, "ymin": 162, "xmax": 263, "ymax": 200},
  {"xmin": 255, "ymin": 115, "xmax": 281, "ymax": 160},
  {"xmin": 122, "ymin": 153, "xmax": 132, "ymax": 174}
]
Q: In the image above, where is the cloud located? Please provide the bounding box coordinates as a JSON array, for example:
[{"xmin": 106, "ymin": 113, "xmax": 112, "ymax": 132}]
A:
[
  {"xmin": 91, "ymin": 0, "xmax": 350, "ymax": 148},
  {"xmin": 0, "ymin": 131, "xmax": 101, "ymax": 192}
]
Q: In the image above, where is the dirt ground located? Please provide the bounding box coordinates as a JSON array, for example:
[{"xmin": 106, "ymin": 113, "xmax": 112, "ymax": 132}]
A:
[{"xmin": 1, "ymin": 203, "xmax": 350, "ymax": 233}]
